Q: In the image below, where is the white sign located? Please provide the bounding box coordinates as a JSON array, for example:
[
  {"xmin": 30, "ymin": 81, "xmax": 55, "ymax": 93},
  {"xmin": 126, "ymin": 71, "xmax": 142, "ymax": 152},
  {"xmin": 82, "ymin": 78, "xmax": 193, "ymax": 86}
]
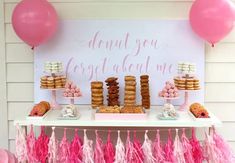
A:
[{"xmin": 35, "ymin": 20, "xmax": 204, "ymax": 105}]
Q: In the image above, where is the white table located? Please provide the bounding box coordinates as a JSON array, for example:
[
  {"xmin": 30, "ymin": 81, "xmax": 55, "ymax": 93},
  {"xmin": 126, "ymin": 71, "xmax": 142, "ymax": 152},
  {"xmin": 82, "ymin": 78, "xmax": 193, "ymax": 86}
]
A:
[{"xmin": 14, "ymin": 106, "xmax": 222, "ymax": 128}]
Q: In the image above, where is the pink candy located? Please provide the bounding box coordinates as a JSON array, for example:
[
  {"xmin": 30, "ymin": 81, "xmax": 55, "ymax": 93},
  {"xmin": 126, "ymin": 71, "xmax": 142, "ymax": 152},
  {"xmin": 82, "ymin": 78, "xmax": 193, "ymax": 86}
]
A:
[{"xmin": 63, "ymin": 92, "xmax": 68, "ymax": 97}]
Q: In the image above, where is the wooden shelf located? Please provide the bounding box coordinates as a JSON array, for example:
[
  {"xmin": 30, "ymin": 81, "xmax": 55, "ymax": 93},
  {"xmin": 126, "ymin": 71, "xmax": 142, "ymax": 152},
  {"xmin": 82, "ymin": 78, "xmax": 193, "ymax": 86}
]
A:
[{"xmin": 14, "ymin": 106, "xmax": 222, "ymax": 128}]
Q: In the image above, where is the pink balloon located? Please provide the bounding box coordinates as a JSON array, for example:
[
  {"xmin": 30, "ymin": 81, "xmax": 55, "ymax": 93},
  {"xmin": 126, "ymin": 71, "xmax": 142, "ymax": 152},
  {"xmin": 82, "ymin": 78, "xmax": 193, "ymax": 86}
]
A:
[
  {"xmin": 12, "ymin": 0, "xmax": 58, "ymax": 48},
  {"xmin": 190, "ymin": 0, "xmax": 235, "ymax": 46}
]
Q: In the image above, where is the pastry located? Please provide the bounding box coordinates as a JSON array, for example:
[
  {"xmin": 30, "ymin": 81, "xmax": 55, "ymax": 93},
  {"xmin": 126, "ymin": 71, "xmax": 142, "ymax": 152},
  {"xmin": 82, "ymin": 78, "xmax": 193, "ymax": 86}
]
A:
[
  {"xmin": 159, "ymin": 103, "xmax": 177, "ymax": 119},
  {"xmin": 91, "ymin": 81, "xmax": 104, "ymax": 109},
  {"xmin": 29, "ymin": 101, "xmax": 50, "ymax": 116},
  {"xmin": 190, "ymin": 103, "xmax": 209, "ymax": 118},
  {"xmin": 61, "ymin": 104, "xmax": 77, "ymax": 117},
  {"xmin": 99, "ymin": 105, "xmax": 121, "ymax": 113},
  {"xmin": 121, "ymin": 105, "xmax": 144, "ymax": 113},
  {"xmin": 44, "ymin": 61, "xmax": 63, "ymax": 73}
]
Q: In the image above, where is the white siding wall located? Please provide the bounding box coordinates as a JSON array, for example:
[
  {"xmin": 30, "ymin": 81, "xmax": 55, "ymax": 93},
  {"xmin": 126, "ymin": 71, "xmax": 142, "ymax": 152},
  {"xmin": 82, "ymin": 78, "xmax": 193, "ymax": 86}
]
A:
[{"xmin": 1, "ymin": 0, "xmax": 235, "ymax": 152}]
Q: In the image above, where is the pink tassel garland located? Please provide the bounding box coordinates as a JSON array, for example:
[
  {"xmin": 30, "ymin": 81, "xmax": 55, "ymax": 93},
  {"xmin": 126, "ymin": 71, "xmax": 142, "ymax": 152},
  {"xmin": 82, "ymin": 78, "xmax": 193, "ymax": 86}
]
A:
[
  {"xmin": 15, "ymin": 124, "xmax": 28, "ymax": 163},
  {"xmin": 34, "ymin": 126, "xmax": 49, "ymax": 163},
  {"xmin": 104, "ymin": 130, "xmax": 115, "ymax": 163},
  {"xmin": 114, "ymin": 130, "xmax": 126, "ymax": 163},
  {"xmin": 48, "ymin": 127, "xmax": 59, "ymax": 163},
  {"xmin": 26, "ymin": 125, "xmax": 36, "ymax": 163},
  {"xmin": 213, "ymin": 128, "xmax": 235, "ymax": 163},
  {"xmin": 164, "ymin": 129, "xmax": 174, "ymax": 163},
  {"xmin": 142, "ymin": 130, "xmax": 156, "ymax": 163},
  {"xmin": 70, "ymin": 129, "xmax": 83, "ymax": 163},
  {"xmin": 181, "ymin": 128, "xmax": 194, "ymax": 163},
  {"xmin": 59, "ymin": 128, "xmax": 70, "ymax": 163},
  {"xmin": 133, "ymin": 130, "xmax": 144, "ymax": 163},
  {"xmin": 153, "ymin": 129, "xmax": 165, "ymax": 163},
  {"xmin": 203, "ymin": 131, "xmax": 223, "ymax": 163},
  {"xmin": 94, "ymin": 130, "xmax": 105, "ymax": 163},
  {"xmin": 82, "ymin": 129, "xmax": 94, "ymax": 163},
  {"xmin": 189, "ymin": 128, "xmax": 203, "ymax": 163},
  {"xmin": 173, "ymin": 129, "xmax": 186, "ymax": 163}
]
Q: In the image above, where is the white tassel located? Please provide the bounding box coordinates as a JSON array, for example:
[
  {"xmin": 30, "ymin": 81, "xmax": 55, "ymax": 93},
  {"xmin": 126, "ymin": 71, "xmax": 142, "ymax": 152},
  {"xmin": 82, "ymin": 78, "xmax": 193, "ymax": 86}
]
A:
[
  {"xmin": 142, "ymin": 130, "xmax": 156, "ymax": 163},
  {"xmin": 82, "ymin": 129, "xmax": 94, "ymax": 163},
  {"xmin": 114, "ymin": 130, "xmax": 126, "ymax": 163}
]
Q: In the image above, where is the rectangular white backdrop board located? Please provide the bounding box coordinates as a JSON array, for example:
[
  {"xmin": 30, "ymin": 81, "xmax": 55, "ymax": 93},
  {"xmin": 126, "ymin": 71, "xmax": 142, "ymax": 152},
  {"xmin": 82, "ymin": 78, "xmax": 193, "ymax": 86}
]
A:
[{"xmin": 35, "ymin": 20, "xmax": 204, "ymax": 105}]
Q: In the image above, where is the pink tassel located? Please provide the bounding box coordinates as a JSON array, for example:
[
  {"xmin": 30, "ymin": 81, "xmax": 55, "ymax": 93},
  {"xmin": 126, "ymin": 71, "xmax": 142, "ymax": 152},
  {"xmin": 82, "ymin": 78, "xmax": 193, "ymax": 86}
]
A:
[
  {"xmin": 133, "ymin": 130, "xmax": 144, "ymax": 163},
  {"xmin": 34, "ymin": 126, "xmax": 49, "ymax": 163},
  {"xmin": 104, "ymin": 130, "xmax": 115, "ymax": 163},
  {"xmin": 164, "ymin": 129, "xmax": 174, "ymax": 163},
  {"xmin": 189, "ymin": 128, "xmax": 203, "ymax": 163},
  {"xmin": 114, "ymin": 130, "xmax": 126, "ymax": 163},
  {"xmin": 213, "ymin": 128, "xmax": 235, "ymax": 162},
  {"xmin": 59, "ymin": 128, "xmax": 70, "ymax": 163},
  {"xmin": 26, "ymin": 125, "xmax": 36, "ymax": 163},
  {"xmin": 181, "ymin": 128, "xmax": 194, "ymax": 163},
  {"xmin": 94, "ymin": 130, "xmax": 105, "ymax": 163},
  {"xmin": 82, "ymin": 129, "xmax": 94, "ymax": 163},
  {"xmin": 153, "ymin": 129, "xmax": 165, "ymax": 163},
  {"xmin": 203, "ymin": 131, "xmax": 223, "ymax": 163},
  {"xmin": 126, "ymin": 130, "xmax": 139, "ymax": 163},
  {"xmin": 70, "ymin": 129, "xmax": 83, "ymax": 163},
  {"xmin": 15, "ymin": 124, "xmax": 27, "ymax": 162},
  {"xmin": 142, "ymin": 130, "xmax": 156, "ymax": 163},
  {"xmin": 173, "ymin": 129, "xmax": 186, "ymax": 163},
  {"xmin": 48, "ymin": 127, "xmax": 59, "ymax": 163}
]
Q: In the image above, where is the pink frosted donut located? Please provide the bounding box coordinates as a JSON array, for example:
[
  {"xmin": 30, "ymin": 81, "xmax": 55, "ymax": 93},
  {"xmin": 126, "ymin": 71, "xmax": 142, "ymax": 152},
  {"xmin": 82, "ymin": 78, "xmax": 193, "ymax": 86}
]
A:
[
  {"xmin": 71, "ymin": 84, "xmax": 76, "ymax": 89},
  {"xmin": 75, "ymin": 88, "xmax": 80, "ymax": 92},
  {"xmin": 165, "ymin": 84, "xmax": 171, "ymax": 89},
  {"xmin": 169, "ymin": 93, "xmax": 174, "ymax": 98},
  {"xmin": 158, "ymin": 92, "xmax": 162, "ymax": 97},
  {"xmin": 168, "ymin": 89, "xmax": 174, "ymax": 93},
  {"xmin": 65, "ymin": 88, "xmax": 70, "ymax": 92},
  {"xmin": 65, "ymin": 83, "xmax": 70, "ymax": 89},
  {"xmin": 63, "ymin": 92, "xmax": 68, "ymax": 97},
  {"xmin": 174, "ymin": 87, "xmax": 178, "ymax": 91},
  {"xmin": 74, "ymin": 93, "xmax": 82, "ymax": 97},
  {"xmin": 68, "ymin": 92, "xmax": 73, "ymax": 97},
  {"xmin": 163, "ymin": 88, "xmax": 167, "ymax": 93},
  {"xmin": 71, "ymin": 89, "xmax": 76, "ymax": 93},
  {"xmin": 164, "ymin": 92, "xmax": 169, "ymax": 97},
  {"xmin": 174, "ymin": 92, "xmax": 179, "ymax": 97}
]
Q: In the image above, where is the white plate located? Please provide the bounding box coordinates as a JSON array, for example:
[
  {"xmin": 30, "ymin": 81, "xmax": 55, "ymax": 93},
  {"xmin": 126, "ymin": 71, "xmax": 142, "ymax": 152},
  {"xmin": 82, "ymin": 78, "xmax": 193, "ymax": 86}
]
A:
[{"xmin": 26, "ymin": 109, "xmax": 51, "ymax": 120}]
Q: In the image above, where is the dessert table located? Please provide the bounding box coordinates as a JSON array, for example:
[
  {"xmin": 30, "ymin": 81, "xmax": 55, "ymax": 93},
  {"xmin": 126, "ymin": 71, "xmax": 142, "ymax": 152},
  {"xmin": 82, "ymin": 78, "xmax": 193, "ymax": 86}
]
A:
[{"xmin": 14, "ymin": 106, "xmax": 222, "ymax": 128}]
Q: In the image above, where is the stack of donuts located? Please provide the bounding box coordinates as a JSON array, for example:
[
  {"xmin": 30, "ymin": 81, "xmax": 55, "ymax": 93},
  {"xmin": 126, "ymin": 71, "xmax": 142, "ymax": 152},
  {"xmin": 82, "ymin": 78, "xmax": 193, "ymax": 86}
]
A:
[
  {"xmin": 124, "ymin": 76, "xmax": 136, "ymax": 106},
  {"xmin": 140, "ymin": 75, "xmax": 150, "ymax": 109},
  {"xmin": 105, "ymin": 77, "xmax": 120, "ymax": 106},
  {"xmin": 91, "ymin": 81, "xmax": 104, "ymax": 109}
]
